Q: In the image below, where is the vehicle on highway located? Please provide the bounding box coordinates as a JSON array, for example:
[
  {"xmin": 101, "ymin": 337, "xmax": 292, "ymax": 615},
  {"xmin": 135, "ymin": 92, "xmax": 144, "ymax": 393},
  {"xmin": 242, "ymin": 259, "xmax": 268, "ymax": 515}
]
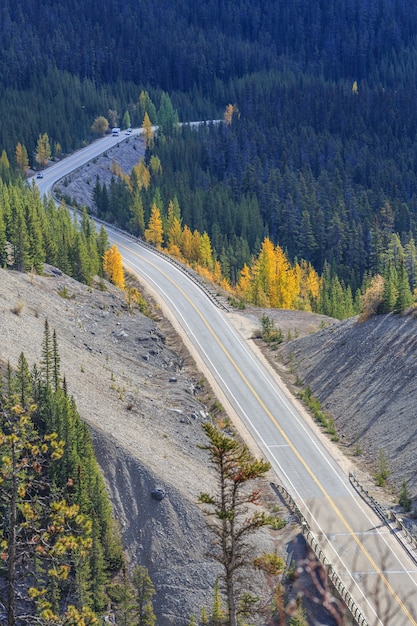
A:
[{"xmin": 36, "ymin": 173, "xmax": 43, "ymax": 179}]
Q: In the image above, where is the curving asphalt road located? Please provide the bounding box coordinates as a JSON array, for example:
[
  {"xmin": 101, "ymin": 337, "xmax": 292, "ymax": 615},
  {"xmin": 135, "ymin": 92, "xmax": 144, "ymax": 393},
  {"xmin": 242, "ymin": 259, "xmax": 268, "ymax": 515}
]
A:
[{"xmin": 34, "ymin": 130, "xmax": 417, "ymax": 626}]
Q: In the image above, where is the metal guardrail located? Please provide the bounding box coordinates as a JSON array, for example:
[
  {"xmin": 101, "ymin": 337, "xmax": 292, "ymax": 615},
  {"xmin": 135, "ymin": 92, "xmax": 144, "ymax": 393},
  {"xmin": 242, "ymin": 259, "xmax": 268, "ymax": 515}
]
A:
[
  {"xmin": 349, "ymin": 472, "xmax": 417, "ymax": 565},
  {"xmin": 121, "ymin": 228, "xmax": 231, "ymax": 313},
  {"xmin": 270, "ymin": 482, "xmax": 370, "ymax": 626},
  {"xmin": 349, "ymin": 472, "xmax": 388, "ymax": 521}
]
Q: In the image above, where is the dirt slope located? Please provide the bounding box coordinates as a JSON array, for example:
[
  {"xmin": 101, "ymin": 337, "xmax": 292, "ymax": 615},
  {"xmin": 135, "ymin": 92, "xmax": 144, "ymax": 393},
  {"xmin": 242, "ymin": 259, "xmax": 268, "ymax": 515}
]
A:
[
  {"xmin": 276, "ymin": 311, "xmax": 417, "ymax": 503},
  {"xmin": 1, "ymin": 268, "xmax": 288, "ymax": 625}
]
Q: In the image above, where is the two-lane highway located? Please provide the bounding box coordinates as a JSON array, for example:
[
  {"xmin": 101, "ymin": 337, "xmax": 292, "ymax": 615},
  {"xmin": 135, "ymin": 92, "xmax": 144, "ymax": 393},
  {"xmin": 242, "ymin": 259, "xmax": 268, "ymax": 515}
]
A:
[{"xmin": 35, "ymin": 132, "xmax": 417, "ymax": 626}]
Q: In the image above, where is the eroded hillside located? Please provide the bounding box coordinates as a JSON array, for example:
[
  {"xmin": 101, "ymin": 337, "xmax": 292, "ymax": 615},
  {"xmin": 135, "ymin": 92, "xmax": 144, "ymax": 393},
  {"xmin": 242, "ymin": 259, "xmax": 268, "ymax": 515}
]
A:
[{"xmin": 276, "ymin": 311, "xmax": 417, "ymax": 503}]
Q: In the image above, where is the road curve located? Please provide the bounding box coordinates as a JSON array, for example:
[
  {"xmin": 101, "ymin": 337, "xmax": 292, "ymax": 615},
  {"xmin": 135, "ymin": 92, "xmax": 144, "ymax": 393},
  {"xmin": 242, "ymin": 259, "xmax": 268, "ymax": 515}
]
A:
[{"xmin": 35, "ymin": 130, "xmax": 417, "ymax": 626}]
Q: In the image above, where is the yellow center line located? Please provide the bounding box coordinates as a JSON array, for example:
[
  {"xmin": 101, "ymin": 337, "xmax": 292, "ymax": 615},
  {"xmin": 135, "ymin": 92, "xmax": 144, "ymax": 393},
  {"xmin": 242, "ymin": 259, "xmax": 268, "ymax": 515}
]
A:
[{"xmin": 120, "ymin": 242, "xmax": 417, "ymax": 625}]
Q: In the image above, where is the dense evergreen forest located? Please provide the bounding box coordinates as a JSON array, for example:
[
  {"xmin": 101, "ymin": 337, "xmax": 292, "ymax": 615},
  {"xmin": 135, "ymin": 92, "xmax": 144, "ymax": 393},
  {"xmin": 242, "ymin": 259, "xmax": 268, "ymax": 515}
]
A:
[{"xmin": 1, "ymin": 0, "xmax": 417, "ymax": 317}]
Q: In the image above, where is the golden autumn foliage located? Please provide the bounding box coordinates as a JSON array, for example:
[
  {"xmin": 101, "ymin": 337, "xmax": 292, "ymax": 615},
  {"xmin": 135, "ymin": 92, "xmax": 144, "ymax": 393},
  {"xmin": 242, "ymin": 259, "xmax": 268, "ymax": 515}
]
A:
[
  {"xmin": 15, "ymin": 142, "xmax": 29, "ymax": 173},
  {"xmin": 142, "ymin": 111, "xmax": 153, "ymax": 147},
  {"xmin": 144, "ymin": 204, "xmax": 164, "ymax": 248},
  {"xmin": 359, "ymin": 274, "xmax": 384, "ymax": 322},
  {"xmin": 166, "ymin": 215, "xmax": 183, "ymax": 256},
  {"xmin": 103, "ymin": 244, "xmax": 125, "ymax": 290},
  {"xmin": 181, "ymin": 224, "xmax": 195, "ymax": 261},
  {"xmin": 141, "ymin": 197, "xmax": 323, "ymax": 311},
  {"xmin": 131, "ymin": 159, "xmax": 151, "ymax": 191},
  {"xmin": 237, "ymin": 237, "xmax": 320, "ymax": 310},
  {"xmin": 198, "ymin": 232, "xmax": 214, "ymax": 269},
  {"xmin": 224, "ymin": 103, "xmax": 239, "ymax": 125}
]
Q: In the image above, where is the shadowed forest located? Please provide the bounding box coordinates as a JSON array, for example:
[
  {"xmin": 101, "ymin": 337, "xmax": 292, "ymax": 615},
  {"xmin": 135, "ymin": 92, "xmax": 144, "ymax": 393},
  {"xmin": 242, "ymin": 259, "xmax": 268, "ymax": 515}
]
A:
[{"xmin": 1, "ymin": 0, "xmax": 417, "ymax": 318}]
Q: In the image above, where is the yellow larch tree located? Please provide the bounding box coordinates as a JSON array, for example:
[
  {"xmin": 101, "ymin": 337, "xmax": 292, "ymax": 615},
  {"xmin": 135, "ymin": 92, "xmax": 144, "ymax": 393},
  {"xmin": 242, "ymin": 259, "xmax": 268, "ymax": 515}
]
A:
[
  {"xmin": 224, "ymin": 103, "xmax": 239, "ymax": 125},
  {"xmin": 142, "ymin": 112, "xmax": 153, "ymax": 148},
  {"xmin": 191, "ymin": 229, "xmax": 202, "ymax": 263},
  {"xmin": 255, "ymin": 238, "xmax": 277, "ymax": 305},
  {"xmin": 131, "ymin": 159, "xmax": 151, "ymax": 192},
  {"xmin": 166, "ymin": 216, "xmax": 183, "ymax": 257},
  {"xmin": 165, "ymin": 198, "xmax": 181, "ymax": 239},
  {"xmin": 15, "ymin": 142, "xmax": 29, "ymax": 173},
  {"xmin": 236, "ymin": 263, "xmax": 252, "ymax": 300},
  {"xmin": 249, "ymin": 258, "xmax": 270, "ymax": 307},
  {"xmin": 35, "ymin": 133, "xmax": 51, "ymax": 167},
  {"xmin": 181, "ymin": 225, "xmax": 194, "ymax": 261},
  {"xmin": 144, "ymin": 204, "xmax": 164, "ymax": 248},
  {"xmin": 295, "ymin": 259, "xmax": 320, "ymax": 310},
  {"xmin": 103, "ymin": 244, "xmax": 125, "ymax": 290},
  {"xmin": 149, "ymin": 155, "xmax": 162, "ymax": 176},
  {"xmin": 273, "ymin": 243, "xmax": 298, "ymax": 308},
  {"xmin": 198, "ymin": 232, "xmax": 214, "ymax": 270},
  {"xmin": 239, "ymin": 238, "xmax": 300, "ymax": 309},
  {"xmin": 213, "ymin": 259, "xmax": 223, "ymax": 284}
]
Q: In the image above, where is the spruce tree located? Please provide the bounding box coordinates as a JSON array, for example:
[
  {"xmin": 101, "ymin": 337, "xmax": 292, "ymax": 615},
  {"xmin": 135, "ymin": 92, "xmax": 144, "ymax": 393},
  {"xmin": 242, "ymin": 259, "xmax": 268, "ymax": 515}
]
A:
[
  {"xmin": 394, "ymin": 257, "xmax": 413, "ymax": 313},
  {"xmin": 41, "ymin": 319, "xmax": 53, "ymax": 387},
  {"xmin": 382, "ymin": 261, "xmax": 398, "ymax": 313},
  {"xmin": 14, "ymin": 352, "xmax": 32, "ymax": 409},
  {"xmin": 131, "ymin": 565, "xmax": 156, "ymax": 626}
]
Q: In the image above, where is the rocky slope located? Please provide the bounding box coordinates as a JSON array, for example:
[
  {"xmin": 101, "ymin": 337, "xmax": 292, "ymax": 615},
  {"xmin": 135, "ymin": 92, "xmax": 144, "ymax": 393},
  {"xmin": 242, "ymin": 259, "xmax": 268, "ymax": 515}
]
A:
[
  {"xmin": 275, "ymin": 310, "xmax": 417, "ymax": 504},
  {"xmin": 1, "ymin": 267, "xmax": 291, "ymax": 625}
]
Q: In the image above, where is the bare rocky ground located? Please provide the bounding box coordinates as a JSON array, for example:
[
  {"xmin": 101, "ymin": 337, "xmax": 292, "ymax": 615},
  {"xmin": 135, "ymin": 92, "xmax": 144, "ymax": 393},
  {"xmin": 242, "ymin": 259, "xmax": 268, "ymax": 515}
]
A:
[{"xmin": 274, "ymin": 310, "xmax": 417, "ymax": 507}]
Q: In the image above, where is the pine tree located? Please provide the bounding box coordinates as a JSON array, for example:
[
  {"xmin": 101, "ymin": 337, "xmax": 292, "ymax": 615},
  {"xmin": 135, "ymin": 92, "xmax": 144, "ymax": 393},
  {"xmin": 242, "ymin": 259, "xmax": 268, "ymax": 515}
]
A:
[
  {"xmin": 122, "ymin": 110, "xmax": 131, "ymax": 130},
  {"xmin": 96, "ymin": 226, "xmax": 109, "ymax": 278},
  {"xmin": 157, "ymin": 92, "xmax": 179, "ymax": 137},
  {"xmin": 399, "ymin": 480, "xmax": 412, "ymax": 511},
  {"xmin": 200, "ymin": 605, "xmax": 209, "ymax": 624},
  {"xmin": 131, "ymin": 565, "xmax": 156, "ymax": 626},
  {"xmin": 210, "ymin": 578, "xmax": 225, "ymax": 626},
  {"xmin": 14, "ymin": 352, "xmax": 32, "ymax": 409},
  {"xmin": 198, "ymin": 423, "xmax": 277, "ymax": 626},
  {"xmin": 89, "ymin": 516, "xmax": 108, "ymax": 613},
  {"xmin": 394, "ymin": 257, "xmax": 413, "ymax": 313},
  {"xmin": 128, "ymin": 190, "xmax": 145, "ymax": 236},
  {"xmin": 138, "ymin": 91, "xmax": 157, "ymax": 124},
  {"xmin": 25, "ymin": 196, "xmax": 46, "ymax": 273},
  {"xmin": 41, "ymin": 319, "xmax": 54, "ymax": 387},
  {"xmin": 0, "ymin": 150, "xmax": 11, "ymax": 183},
  {"xmin": 110, "ymin": 563, "xmax": 136, "ymax": 626},
  {"xmin": 52, "ymin": 329, "xmax": 61, "ymax": 392},
  {"xmin": 9, "ymin": 197, "xmax": 31, "ymax": 271},
  {"xmin": 0, "ymin": 201, "xmax": 6, "ymax": 266},
  {"xmin": 0, "ymin": 403, "xmax": 92, "ymax": 626},
  {"xmin": 382, "ymin": 261, "xmax": 398, "ymax": 313}
]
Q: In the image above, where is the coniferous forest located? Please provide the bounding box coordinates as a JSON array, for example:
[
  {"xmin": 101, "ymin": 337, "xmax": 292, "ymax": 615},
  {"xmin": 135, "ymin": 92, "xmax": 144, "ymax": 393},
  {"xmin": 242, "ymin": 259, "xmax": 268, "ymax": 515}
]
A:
[{"xmin": 1, "ymin": 0, "xmax": 417, "ymax": 318}]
